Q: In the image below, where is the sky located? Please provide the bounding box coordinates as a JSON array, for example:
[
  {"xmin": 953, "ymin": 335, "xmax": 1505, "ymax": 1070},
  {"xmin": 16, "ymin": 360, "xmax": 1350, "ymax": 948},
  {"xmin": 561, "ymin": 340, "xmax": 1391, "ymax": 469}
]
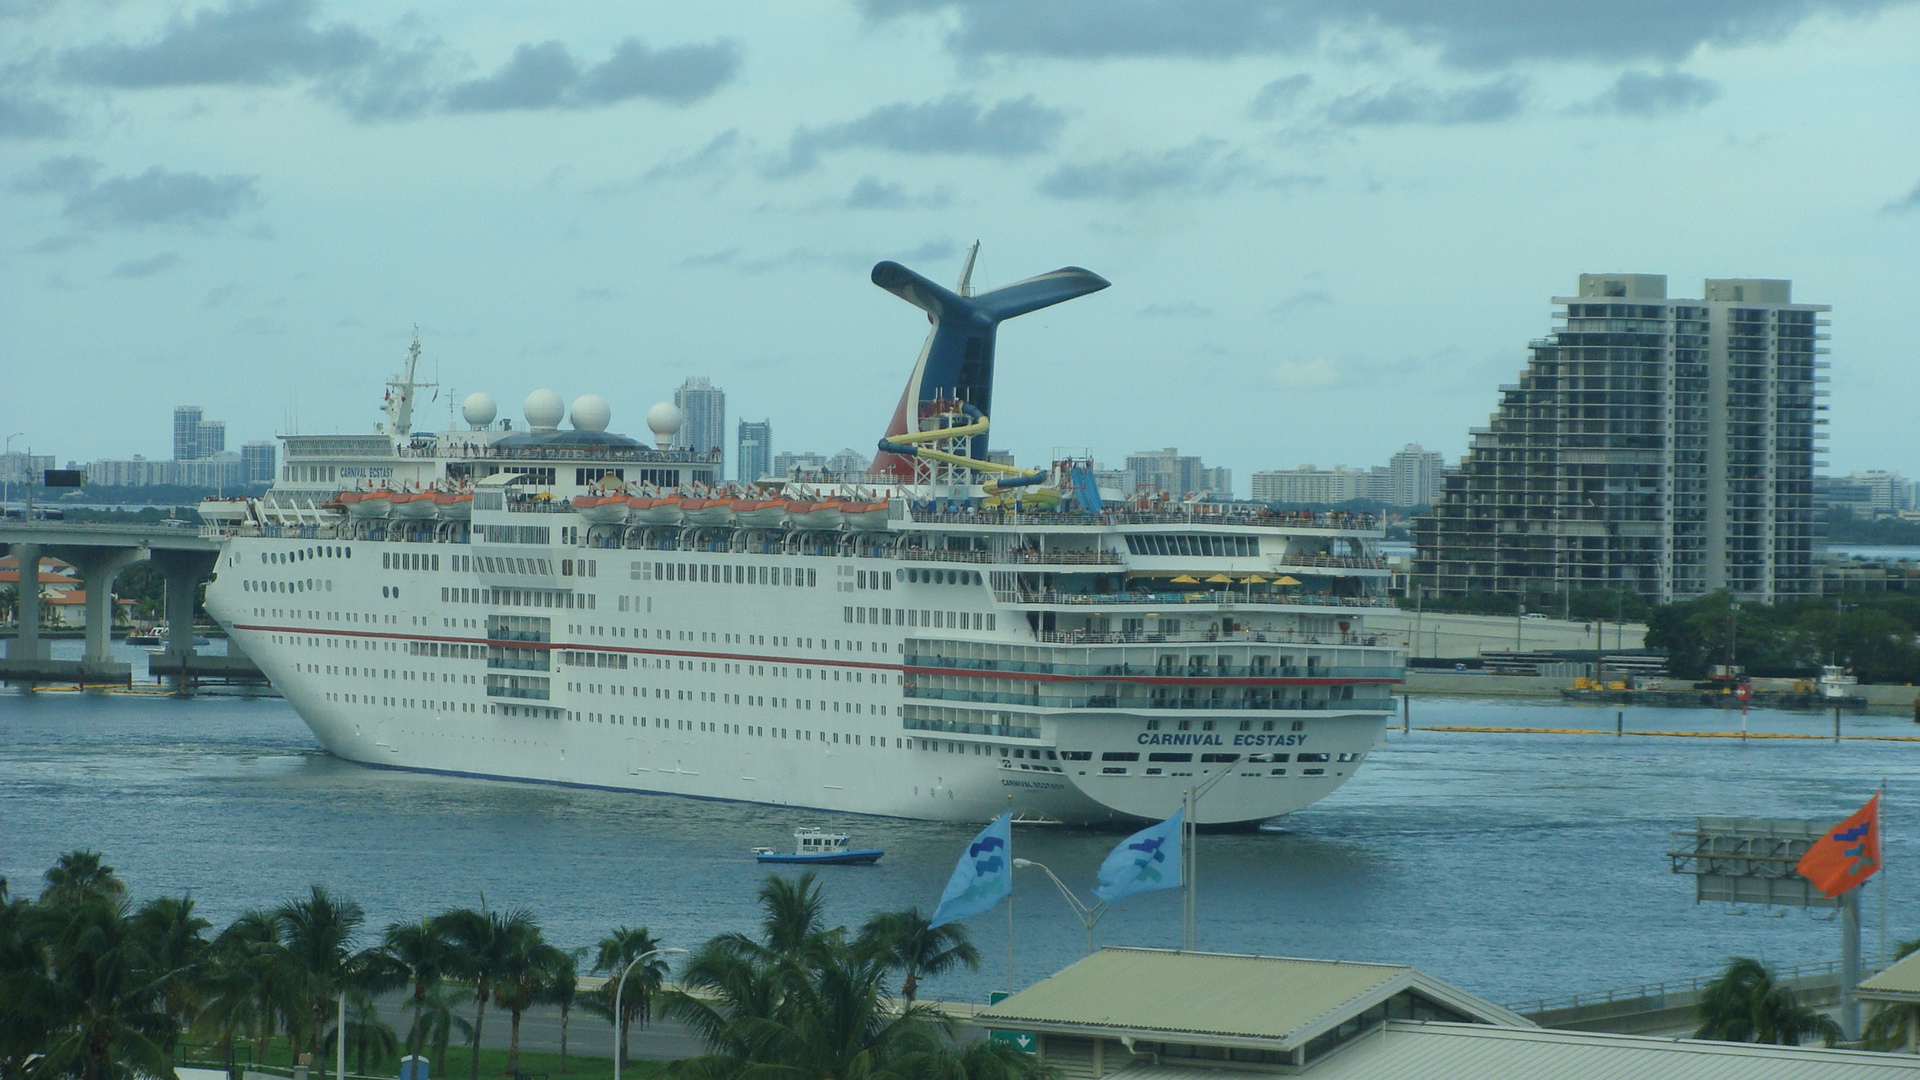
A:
[{"xmin": 2, "ymin": 0, "xmax": 1917, "ymax": 493}]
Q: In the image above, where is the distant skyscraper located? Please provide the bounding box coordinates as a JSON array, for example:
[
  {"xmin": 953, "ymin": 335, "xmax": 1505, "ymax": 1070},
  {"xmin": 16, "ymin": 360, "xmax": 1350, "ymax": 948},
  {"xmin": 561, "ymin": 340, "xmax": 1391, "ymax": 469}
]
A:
[
  {"xmin": 738, "ymin": 420, "xmax": 771, "ymax": 483},
  {"xmin": 173, "ymin": 406, "xmax": 203, "ymax": 461},
  {"xmin": 674, "ymin": 377, "xmax": 726, "ymax": 468},
  {"xmin": 1125, "ymin": 448, "xmax": 1212, "ymax": 495},
  {"xmin": 1385, "ymin": 444, "xmax": 1445, "ymax": 507},
  {"xmin": 242, "ymin": 441, "xmax": 277, "ymax": 484},
  {"xmin": 197, "ymin": 420, "xmax": 226, "ymax": 459},
  {"xmin": 1417, "ymin": 274, "xmax": 1827, "ymax": 603}
]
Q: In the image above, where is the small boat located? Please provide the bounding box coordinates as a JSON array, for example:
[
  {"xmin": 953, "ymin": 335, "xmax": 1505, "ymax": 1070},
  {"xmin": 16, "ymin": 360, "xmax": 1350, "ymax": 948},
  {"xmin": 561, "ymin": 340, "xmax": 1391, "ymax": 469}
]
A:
[
  {"xmin": 785, "ymin": 501, "xmax": 844, "ymax": 529},
  {"xmin": 681, "ymin": 498, "xmax": 736, "ymax": 527},
  {"xmin": 628, "ymin": 497, "xmax": 684, "ymax": 526},
  {"xmin": 433, "ymin": 490, "xmax": 473, "ymax": 521},
  {"xmin": 571, "ymin": 494, "xmax": 632, "ymax": 525},
  {"xmin": 390, "ymin": 492, "xmax": 438, "ymax": 519},
  {"xmin": 731, "ymin": 498, "xmax": 789, "ymax": 528},
  {"xmin": 124, "ymin": 627, "xmax": 163, "ymax": 647},
  {"xmin": 839, "ymin": 500, "xmax": 890, "ymax": 532},
  {"xmin": 752, "ymin": 828, "xmax": 883, "ymax": 865},
  {"xmin": 339, "ymin": 489, "xmax": 392, "ymax": 518}
]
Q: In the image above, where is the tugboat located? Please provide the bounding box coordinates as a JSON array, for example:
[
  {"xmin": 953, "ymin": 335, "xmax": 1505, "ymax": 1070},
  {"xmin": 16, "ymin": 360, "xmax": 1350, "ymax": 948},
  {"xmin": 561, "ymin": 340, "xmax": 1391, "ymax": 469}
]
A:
[{"xmin": 753, "ymin": 828, "xmax": 884, "ymax": 865}]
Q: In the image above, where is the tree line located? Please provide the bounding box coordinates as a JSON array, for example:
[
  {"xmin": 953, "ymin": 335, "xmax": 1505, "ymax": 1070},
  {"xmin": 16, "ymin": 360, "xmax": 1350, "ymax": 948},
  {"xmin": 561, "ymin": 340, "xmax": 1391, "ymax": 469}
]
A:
[
  {"xmin": 1, "ymin": 850, "xmax": 1047, "ymax": 1080},
  {"xmin": 1647, "ymin": 592, "xmax": 1920, "ymax": 683}
]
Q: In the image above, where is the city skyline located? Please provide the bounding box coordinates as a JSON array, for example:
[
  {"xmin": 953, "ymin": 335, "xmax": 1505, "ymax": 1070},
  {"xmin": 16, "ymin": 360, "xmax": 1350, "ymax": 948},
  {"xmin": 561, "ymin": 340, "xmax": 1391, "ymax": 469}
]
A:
[{"xmin": 1, "ymin": 3, "xmax": 1915, "ymax": 480}]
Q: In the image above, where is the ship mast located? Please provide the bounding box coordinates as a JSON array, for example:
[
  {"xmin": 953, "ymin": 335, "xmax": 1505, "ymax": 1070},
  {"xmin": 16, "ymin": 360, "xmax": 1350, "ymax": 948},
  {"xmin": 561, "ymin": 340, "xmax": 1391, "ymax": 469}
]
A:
[{"xmin": 381, "ymin": 327, "xmax": 437, "ymax": 438}]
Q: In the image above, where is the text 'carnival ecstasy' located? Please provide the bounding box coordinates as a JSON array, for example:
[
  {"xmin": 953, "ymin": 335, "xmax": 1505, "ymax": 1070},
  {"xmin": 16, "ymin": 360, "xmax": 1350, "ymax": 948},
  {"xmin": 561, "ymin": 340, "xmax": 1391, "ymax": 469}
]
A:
[{"xmin": 199, "ymin": 252, "xmax": 1406, "ymax": 825}]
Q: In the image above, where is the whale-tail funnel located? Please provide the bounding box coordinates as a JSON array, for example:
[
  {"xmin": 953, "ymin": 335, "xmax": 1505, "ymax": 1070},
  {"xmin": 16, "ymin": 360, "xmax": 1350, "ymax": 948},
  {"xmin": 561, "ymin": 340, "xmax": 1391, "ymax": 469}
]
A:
[{"xmin": 872, "ymin": 256, "xmax": 1109, "ymax": 477}]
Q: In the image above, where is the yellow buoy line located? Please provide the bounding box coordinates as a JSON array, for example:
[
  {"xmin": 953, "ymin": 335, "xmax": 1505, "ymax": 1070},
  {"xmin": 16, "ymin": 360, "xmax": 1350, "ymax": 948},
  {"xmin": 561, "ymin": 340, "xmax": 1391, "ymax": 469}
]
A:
[{"xmin": 1418, "ymin": 725, "xmax": 1920, "ymax": 743}]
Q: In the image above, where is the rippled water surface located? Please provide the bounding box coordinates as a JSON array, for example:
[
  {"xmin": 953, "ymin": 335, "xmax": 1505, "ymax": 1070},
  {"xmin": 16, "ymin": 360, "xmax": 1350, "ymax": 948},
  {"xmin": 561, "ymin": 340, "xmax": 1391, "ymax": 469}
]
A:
[{"xmin": 5, "ymin": 681, "xmax": 1917, "ymax": 1007}]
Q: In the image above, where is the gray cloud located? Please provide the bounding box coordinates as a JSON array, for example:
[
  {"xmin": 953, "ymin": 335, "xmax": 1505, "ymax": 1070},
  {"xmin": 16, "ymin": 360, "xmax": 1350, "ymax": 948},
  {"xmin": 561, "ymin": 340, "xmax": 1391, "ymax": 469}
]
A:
[
  {"xmin": 110, "ymin": 251, "xmax": 182, "ymax": 278},
  {"xmin": 1039, "ymin": 138, "xmax": 1321, "ymax": 200},
  {"xmin": 574, "ymin": 286, "xmax": 622, "ymax": 301},
  {"xmin": 444, "ymin": 37, "xmax": 738, "ymax": 112},
  {"xmin": 1324, "ymin": 78, "xmax": 1524, "ymax": 125},
  {"xmin": 1248, "ymin": 73, "xmax": 1312, "ymax": 119},
  {"xmin": 679, "ymin": 238, "xmax": 957, "ymax": 274},
  {"xmin": 0, "ymin": 66, "xmax": 73, "ymax": 139},
  {"xmin": 843, "ymin": 176, "xmax": 952, "ymax": 210},
  {"xmin": 60, "ymin": 0, "xmax": 377, "ymax": 87},
  {"xmin": 316, "ymin": 42, "xmax": 441, "ymax": 122},
  {"xmin": 1583, "ymin": 69, "xmax": 1721, "ymax": 116},
  {"xmin": 14, "ymin": 157, "xmax": 263, "ymax": 229},
  {"xmin": 1271, "ymin": 288, "xmax": 1333, "ymax": 316},
  {"xmin": 1883, "ymin": 180, "xmax": 1920, "ymax": 215},
  {"xmin": 861, "ymin": 0, "xmax": 1899, "ymax": 69},
  {"xmin": 778, "ymin": 92, "xmax": 1065, "ymax": 175}
]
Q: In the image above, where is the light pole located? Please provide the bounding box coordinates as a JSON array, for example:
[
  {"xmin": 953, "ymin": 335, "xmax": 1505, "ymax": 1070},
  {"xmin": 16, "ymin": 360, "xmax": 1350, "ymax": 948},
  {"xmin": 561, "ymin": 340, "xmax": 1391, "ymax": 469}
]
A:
[
  {"xmin": 612, "ymin": 946, "xmax": 685, "ymax": 1080},
  {"xmin": 3, "ymin": 432, "xmax": 22, "ymax": 509},
  {"xmin": 1013, "ymin": 858, "xmax": 1106, "ymax": 955}
]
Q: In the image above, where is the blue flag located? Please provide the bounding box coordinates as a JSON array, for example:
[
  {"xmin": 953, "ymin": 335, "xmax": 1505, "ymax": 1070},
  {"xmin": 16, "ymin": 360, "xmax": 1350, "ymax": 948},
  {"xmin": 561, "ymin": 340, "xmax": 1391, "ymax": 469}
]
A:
[
  {"xmin": 930, "ymin": 812, "xmax": 1013, "ymax": 927},
  {"xmin": 1093, "ymin": 808, "xmax": 1184, "ymax": 903}
]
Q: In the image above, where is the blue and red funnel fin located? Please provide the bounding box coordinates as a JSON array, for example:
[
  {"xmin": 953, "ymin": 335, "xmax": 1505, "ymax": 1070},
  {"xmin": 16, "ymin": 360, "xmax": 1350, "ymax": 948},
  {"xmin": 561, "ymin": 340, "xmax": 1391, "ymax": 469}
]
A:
[{"xmin": 872, "ymin": 259, "xmax": 1109, "ymax": 477}]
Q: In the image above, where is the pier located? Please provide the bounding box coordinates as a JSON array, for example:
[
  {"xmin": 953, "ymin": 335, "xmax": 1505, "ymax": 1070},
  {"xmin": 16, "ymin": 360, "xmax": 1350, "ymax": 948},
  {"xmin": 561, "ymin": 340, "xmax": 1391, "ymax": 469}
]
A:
[{"xmin": 0, "ymin": 520, "xmax": 261, "ymax": 689}]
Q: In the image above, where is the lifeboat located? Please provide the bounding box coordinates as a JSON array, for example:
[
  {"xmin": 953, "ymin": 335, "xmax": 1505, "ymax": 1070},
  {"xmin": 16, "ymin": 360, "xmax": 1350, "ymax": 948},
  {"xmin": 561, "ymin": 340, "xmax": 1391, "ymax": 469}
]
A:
[
  {"xmin": 731, "ymin": 498, "xmax": 789, "ymax": 528},
  {"xmin": 839, "ymin": 500, "xmax": 890, "ymax": 532},
  {"xmin": 433, "ymin": 490, "xmax": 473, "ymax": 521},
  {"xmin": 680, "ymin": 498, "xmax": 736, "ymax": 526},
  {"xmin": 571, "ymin": 494, "xmax": 633, "ymax": 525},
  {"xmin": 785, "ymin": 500, "xmax": 843, "ymax": 529},
  {"xmin": 339, "ymin": 489, "xmax": 392, "ymax": 518},
  {"xmin": 628, "ymin": 496, "xmax": 684, "ymax": 526},
  {"xmin": 390, "ymin": 492, "xmax": 438, "ymax": 520}
]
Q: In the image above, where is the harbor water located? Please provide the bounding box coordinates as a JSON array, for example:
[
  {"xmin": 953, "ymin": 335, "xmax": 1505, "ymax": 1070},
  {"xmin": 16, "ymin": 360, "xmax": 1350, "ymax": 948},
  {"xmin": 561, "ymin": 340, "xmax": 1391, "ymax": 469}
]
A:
[{"xmin": 5, "ymin": 653, "xmax": 1918, "ymax": 1008}]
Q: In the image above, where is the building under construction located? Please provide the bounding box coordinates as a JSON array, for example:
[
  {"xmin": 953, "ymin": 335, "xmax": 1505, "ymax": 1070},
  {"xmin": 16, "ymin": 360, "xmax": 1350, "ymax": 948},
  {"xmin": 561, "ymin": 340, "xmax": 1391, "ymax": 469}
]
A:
[{"xmin": 1416, "ymin": 274, "xmax": 1827, "ymax": 604}]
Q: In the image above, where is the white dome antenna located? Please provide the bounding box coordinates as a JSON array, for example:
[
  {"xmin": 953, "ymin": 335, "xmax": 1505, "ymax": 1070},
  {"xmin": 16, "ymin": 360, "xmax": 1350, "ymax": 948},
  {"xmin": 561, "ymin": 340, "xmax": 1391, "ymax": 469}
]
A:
[
  {"xmin": 524, "ymin": 389, "xmax": 565, "ymax": 431},
  {"xmin": 462, "ymin": 392, "xmax": 498, "ymax": 429},
  {"xmin": 571, "ymin": 394, "xmax": 612, "ymax": 432},
  {"xmin": 646, "ymin": 402, "xmax": 683, "ymax": 450}
]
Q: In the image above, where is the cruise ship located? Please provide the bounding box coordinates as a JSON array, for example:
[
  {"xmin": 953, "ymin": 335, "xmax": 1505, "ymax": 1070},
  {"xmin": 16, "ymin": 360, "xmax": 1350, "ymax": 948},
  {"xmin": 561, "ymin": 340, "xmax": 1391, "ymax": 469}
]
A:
[{"xmin": 199, "ymin": 253, "xmax": 1405, "ymax": 825}]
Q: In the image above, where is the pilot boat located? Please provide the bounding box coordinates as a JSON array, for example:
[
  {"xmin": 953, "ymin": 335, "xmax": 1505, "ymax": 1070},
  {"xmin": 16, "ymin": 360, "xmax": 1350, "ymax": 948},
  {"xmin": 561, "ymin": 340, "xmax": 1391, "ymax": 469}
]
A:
[{"xmin": 752, "ymin": 828, "xmax": 884, "ymax": 865}]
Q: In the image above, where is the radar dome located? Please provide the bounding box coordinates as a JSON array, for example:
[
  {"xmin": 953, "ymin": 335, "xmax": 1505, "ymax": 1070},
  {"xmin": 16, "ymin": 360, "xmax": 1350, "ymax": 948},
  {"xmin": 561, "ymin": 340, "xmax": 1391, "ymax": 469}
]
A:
[
  {"xmin": 646, "ymin": 401, "xmax": 683, "ymax": 449},
  {"xmin": 570, "ymin": 394, "xmax": 611, "ymax": 432},
  {"xmin": 461, "ymin": 392, "xmax": 498, "ymax": 429},
  {"xmin": 524, "ymin": 389, "xmax": 565, "ymax": 431}
]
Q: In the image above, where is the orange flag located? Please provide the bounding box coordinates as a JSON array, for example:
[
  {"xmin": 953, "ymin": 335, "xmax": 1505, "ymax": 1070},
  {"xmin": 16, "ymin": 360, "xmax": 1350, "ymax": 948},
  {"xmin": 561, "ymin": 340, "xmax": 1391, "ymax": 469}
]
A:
[{"xmin": 1796, "ymin": 793, "xmax": 1882, "ymax": 897}]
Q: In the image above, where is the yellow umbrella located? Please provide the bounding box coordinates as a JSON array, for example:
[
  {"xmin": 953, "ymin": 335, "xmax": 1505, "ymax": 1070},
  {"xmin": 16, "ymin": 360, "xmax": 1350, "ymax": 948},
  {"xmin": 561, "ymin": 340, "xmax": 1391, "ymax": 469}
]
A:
[
  {"xmin": 1171, "ymin": 574, "xmax": 1199, "ymax": 584},
  {"xmin": 1205, "ymin": 573, "xmax": 1233, "ymax": 583},
  {"xmin": 1275, "ymin": 575, "xmax": 1302, "ymax": 586},
  {"xmin": 1241, "ymin": 574, "xmax": 1268, "ymax": 583}
]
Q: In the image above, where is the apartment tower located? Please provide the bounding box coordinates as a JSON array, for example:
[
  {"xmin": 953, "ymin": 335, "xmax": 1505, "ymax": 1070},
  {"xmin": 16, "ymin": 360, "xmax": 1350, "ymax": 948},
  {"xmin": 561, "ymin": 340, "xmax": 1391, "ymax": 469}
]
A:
[{"xmin": 1416, "ymin": 274, "xmax": 1827, "ymax": 603}]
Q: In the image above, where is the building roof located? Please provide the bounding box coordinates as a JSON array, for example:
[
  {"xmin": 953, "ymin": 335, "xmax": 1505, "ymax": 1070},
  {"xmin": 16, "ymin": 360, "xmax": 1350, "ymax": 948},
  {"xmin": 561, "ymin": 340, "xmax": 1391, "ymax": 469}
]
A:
[
  {"xmin": 1107, "ymin": 1022, "xmax": 1920, "ymax": 1079},
  {"xmin": 974, "ymin": 948, "xmax": 1529, "ymax": 1052},
  {"xmin": 1858, "ymin": 950, "xmax": 1920, "ymax": 1003}
]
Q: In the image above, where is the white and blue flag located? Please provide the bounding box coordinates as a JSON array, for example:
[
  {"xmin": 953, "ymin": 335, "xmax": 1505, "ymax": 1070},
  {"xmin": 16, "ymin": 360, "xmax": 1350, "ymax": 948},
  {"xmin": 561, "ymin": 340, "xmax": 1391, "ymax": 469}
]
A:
[
  {"xmin": 1093, "ymin": 808, "xmax": 1184, "ymax": 903},
  {"xmin": 930, "ymin": 812, "xmax": 1013, "ymax": 927}
]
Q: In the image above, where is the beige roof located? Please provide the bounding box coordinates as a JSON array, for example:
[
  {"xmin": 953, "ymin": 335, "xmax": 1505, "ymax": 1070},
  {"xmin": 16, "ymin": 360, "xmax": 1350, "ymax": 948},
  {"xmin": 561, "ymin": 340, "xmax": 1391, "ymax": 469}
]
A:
[
  {"xmin": 1111, "ymin": 1022, "xmax": 1920, "ymax": 1079},
  {"xmin": 1859, "ymin": 951, "xmax": 1920, "ymax": 1002},
  {"xmin": 975, "ymin": 948, "xmax": 1528, "ymax": 1051}
]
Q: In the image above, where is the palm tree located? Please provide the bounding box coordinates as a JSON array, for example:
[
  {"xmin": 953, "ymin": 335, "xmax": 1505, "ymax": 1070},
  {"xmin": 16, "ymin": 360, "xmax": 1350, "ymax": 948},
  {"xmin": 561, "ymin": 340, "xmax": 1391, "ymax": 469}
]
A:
[
  {"xmin": 1695, "ymin": 956, "xmax": 1842, "ymax": 1046},
  {"xmin": 192, "ymin": 909, "xmax": 294, "ymax": 1065},
  {"xmin": 340, "ymin": 988, "xmax": 401, "ymax": 1076},
  {"xmin": 537, "ymin": 947, "xmax": 586, "ymax": 1074},
  {"xmin": 130, "ymin": 894, "xmax": 211, "ymax": 1052},
  {"xmin": 589, "ymin": 926, "xmax": 669, "ymax": 1070},
  {"xmin": 491, "ymin": 920, "xmax": 562, "ymax": 1078},
  {"xmin": 439, "ymin": 905, "xmax": 539, "ymax": 1080},
  {"xmin": 22, "ymin": 889, "xmax": 181, "ymax": 1080},
  {"xmin": 40, "ymin": 850, "xmax": 127, "ymax": 908},
  {"xmin": 274, "ymin": 885, "xmax": 368, "ymax": 1077},
  {"xmin": 380, "ymin": 916, "xmax": 455, "ymax": 1065},
  {"xmin": 858, "ymin": 907, "xmax": 979, "ymax": 1005},
  {"xmin": 1865, "ymin": 938, "xmax": 1920, "ymax": 1052}
]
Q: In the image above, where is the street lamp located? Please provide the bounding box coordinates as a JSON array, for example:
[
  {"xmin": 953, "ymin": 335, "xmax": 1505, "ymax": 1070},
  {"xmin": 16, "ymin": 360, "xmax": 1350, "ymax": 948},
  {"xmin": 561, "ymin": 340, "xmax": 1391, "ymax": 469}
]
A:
[
  {"xmin": 612, "ymin": 946, "xmax": 685, "ymax": 1080},
  {"xmin": 1012, "ymin": 858, "xmax": 1106, "ymax": 955}
]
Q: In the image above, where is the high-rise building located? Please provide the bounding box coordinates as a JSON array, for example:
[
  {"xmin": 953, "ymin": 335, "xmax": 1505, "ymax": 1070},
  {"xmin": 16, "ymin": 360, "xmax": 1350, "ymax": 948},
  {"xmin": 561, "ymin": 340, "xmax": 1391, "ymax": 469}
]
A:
[
  {"xmin": 773, "ymin": 450, "xmax": 829, "ymax": 478},
  {"xmin": 196, "ymin": 420, "xmax": 226, "ymax": 459},
  {"xmin": 737, "ymin": 420, "xmax": 771, "ymax": 483},
  {"xmin": 173, "ymin": 406, "xmax": 203, "ymax": 461},
  {"xmin": 827, "ymin": 448, "xmax": 870, "ymax": 477},
  {"xmin": 1251, "ymin": 466, "xmax": 1375, "ymax": 504},
  {"xmin": 1417, "ymin": 274, "xmax": 1827, "ymax": 604},
  {"xmin": 242, "ymin": 441, "xmax": 278, "ymax": 485},
  {"xmin": 1385, "ymin": 444, "xmax": 1446, "ymax": 507},
  {"xmin": 674, "ymin": 377, "xmax": 726, "ymax": 468},
  {"xmin": 1125, "ymin": 448, "xmax": 1211, "ymax": 496}
]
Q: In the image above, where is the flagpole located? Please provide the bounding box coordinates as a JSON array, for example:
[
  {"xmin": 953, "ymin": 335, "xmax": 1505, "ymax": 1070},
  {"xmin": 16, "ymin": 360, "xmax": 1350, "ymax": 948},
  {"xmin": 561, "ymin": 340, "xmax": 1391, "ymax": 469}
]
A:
[
  {"xmin": 1881, "ymin": 778, "xmax": 1889, "ymax": 969},
  {"xmin": 1007, "ymin": 795, "xmax": 1016, "ymax": 994}
]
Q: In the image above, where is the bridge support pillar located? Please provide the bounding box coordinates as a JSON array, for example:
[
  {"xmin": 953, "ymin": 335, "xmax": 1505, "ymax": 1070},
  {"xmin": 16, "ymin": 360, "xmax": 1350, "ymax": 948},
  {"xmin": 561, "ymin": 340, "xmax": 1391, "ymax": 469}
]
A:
[
  {"xmin": 50, "ymin": 545, "xmax": 147, "ymax": 669},
  {"xmin": 150, "ymin": 548, "xmax": 216, "ymax": 688},
  {"xmin": 6, "ymin": 543, "xmax": 47, "ymax": 661}
]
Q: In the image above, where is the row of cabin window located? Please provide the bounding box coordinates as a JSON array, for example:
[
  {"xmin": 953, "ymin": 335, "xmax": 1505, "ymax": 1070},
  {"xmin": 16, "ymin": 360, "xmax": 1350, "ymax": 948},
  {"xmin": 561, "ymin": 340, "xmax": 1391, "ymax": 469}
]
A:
[
  {"xmin": 383, "ymin": 551, "xmax": 439, "ymax": 571},
  {"xmin": 442, "ymin": 586, "xmax": 596, "ymax": 610},
  {"xmin": 847, "ymin": 607, "xmax": 993, "ymax": 630},
  {"xmin": 652, "ymin": 562, "xmax": 817, "ymax": 587},
  {"xmin": 260, "ymin": 545, "xmax": 347, "ymax": 564}
]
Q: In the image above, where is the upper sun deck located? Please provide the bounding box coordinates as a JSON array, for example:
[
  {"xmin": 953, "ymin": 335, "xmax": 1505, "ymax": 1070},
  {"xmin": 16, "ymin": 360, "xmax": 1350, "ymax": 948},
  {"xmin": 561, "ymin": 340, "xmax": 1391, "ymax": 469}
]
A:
[{"xmin": 893, "ymin": 503, "xmax": 1379, "ymax": 536}]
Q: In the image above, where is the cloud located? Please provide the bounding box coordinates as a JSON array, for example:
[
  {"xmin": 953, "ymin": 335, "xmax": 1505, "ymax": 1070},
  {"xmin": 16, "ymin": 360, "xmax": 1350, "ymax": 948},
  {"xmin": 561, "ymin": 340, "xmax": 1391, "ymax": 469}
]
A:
[
  {"xmin": 778, "ymin": 92, "xmax": 1064, "ymax": 175},
  {"xmin": 1582, "ymin": 69, "xmax": 1721, "ymax": 116},
  {"xmin": 59, "ymin": 0, "xmax": 378, "ymax": 87},
  {"xmin": 14, "ymin": 157, "xmax": 263, "ymax": 229},
  {"xmin": 1883, "ymin": 180, "xmax": 1920, "ymax": 215},
  {"xmin": 110, "ymin": 251, "xmax": 182, "ymax": 278},
  {"xmin": 1140, "ymin": 302, "xmax": 1214, "ymax": 317},
  {"xmin": 574, "ymin": 286, "xmax": 622, "ymax": 301},
  {"xmin": 1324, "ymin": 78, "xmax": 1524, "ymax": 125},
  {"xmin": 678, "ymin": 238, "xmax": 957, "ymax": 275},
  {"xmin": 205, "ymin": 283, "xmax": 241, "ymax": 307},
  {"xmin": 0, "ymin": 73, "xmax": 73, "ymax": 139},
  {"xmin": 861, "ymin": 0, "xmax": 1897, "ymax": 69},
  {"xmin": 316, "ymin": 42, "xmax": 441, "ymax": 121},
  {"xmin": 842, "ymin": 176, "xmax": 952, "ymax": 210},
  {"xmin": 1248, "ymin": 74, "xmax": 1312, "ymax": 119},
  {"xmin": 1268, "ymin": 356, "xmax": 1346, "ymax": 390},
  {"xmin": 1039, "ymin": 138, "xmax": 1321, "ymax": 200},
  {"xmin": 1271, "ymin": 288, "xmax": 1333, "ymax": 315},
  {"xmin": 26, "ymin": 233, "xmax": 91, "ymax": 254},
  {"xmin": 444, "ymin": 36, "xmax": 738, "ymax": 112}
]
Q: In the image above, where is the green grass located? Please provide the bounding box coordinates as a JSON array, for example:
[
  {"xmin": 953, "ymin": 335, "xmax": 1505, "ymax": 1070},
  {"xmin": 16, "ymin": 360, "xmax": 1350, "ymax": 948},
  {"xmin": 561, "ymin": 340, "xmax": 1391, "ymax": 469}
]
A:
[{"xmin": 194, "ymin": 1036, "xmax": 662, "ymax": 1080}]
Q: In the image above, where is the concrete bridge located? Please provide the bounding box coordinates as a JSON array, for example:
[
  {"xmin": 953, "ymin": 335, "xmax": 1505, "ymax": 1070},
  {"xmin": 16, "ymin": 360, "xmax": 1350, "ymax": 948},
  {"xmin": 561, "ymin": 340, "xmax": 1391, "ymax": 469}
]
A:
[{"xmin": 0, "ymin": 521, "xmax": 259, "ymax": 688}]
